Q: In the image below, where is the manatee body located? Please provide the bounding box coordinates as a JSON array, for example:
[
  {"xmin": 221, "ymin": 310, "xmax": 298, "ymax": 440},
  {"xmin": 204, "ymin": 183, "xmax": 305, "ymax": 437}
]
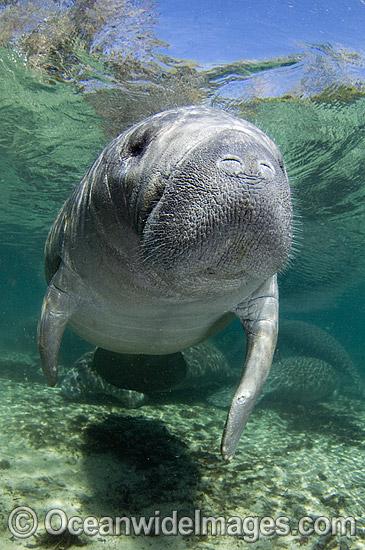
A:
[
  {"xmin": 38, "ymin": 105, "xmax": 293, "ymax": 460},
  {"xmin": 278, "ymin": 320, "xmax": 364, "ymax": 395},
  {"xmin": 262, "ymin": 356, "xmax": 340, "ymax": 403},
  {"xmin": 207, "ymin": 356, "xmax": 341, "ymax": 409},
  {"xmin": 60, "ymin": 341, "xmax": 237, "ymax": 406}
]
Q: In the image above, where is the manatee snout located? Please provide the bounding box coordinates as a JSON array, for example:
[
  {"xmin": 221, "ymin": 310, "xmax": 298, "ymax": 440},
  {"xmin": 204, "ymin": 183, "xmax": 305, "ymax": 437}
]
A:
[{"xmin": 141, "ymin": 129, "xmax": 292, "ymax": 283}]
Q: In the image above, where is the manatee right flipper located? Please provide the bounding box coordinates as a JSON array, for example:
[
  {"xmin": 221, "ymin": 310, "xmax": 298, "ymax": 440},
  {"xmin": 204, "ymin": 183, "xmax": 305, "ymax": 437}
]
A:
[
  {"xmin": 221, "ymin": 275, "xmax": 279, "ymax": 461},
  {"xmin": 38, "ymin": 268, "xmax": 79, "ymax": 387}
]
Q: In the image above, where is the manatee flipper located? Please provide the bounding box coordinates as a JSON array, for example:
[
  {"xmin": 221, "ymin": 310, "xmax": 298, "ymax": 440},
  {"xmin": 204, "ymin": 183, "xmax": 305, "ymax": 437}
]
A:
[
  {"xmin": 38, "ymin": 268, "xmax": 79, "ymax": 386},
  {"xmin": 61, "ymin": 351, "xmax": 148, "ymax": 408},
  {"xmin": 221, "ymin": 275, "xmax": 279, "ymax": 461}
]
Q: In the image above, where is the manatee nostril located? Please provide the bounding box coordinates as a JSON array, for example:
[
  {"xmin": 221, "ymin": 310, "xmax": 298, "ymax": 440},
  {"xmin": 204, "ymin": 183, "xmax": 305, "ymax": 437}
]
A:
[
  {"xmin": 259, "ymin": 162, "xmax": 275, "ymax": 178},
  {"xmin": 218, "ymin": 156, "xmax": 244, "ymax": 176}
]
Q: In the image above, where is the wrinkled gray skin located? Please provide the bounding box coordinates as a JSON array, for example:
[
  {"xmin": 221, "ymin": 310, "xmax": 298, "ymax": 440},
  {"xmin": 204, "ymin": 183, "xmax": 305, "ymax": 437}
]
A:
[{"xmin": 38, "ymin": 106, "xmax": 293, "ymax": 460}]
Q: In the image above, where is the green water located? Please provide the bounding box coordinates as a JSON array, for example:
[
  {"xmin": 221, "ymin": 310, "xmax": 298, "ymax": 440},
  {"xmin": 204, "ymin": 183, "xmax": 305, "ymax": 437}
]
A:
[
  {"xmin": 0, "ymin": 2, "xmax": 364, "ymax": 549},
  {"xmin": 1, "ymin": 44, "xmax": 364, "ymax": 364}
]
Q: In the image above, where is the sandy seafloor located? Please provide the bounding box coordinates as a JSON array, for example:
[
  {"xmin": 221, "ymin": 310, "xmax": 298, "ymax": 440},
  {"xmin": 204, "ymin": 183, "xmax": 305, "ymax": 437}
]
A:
[{"xmin": 0, "ymin": 349, "xmax": 364, "ymax": 550}]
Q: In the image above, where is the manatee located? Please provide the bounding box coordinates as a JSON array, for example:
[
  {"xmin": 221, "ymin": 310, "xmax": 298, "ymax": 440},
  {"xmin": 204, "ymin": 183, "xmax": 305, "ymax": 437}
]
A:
[
  {"xmin": 207, "ymin": 356, "xmax": 341, "ymax": 409},
  {"xmin": 38, "ymin": 105, "xmax": 293, "ymax": 460},
  {"xmin": 278, "ymin": 320, "xmax": 364, "ymax": 395},
  {"xmin": 60, "ymin": 341, "xmax": 237, "ymax": 405}
]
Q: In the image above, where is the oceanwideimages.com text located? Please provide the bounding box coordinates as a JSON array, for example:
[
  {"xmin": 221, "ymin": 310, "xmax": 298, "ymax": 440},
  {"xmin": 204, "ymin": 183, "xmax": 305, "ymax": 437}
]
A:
[{"xmin": 8, "ymin": 507, "xmax": 356, "ymax": 542}]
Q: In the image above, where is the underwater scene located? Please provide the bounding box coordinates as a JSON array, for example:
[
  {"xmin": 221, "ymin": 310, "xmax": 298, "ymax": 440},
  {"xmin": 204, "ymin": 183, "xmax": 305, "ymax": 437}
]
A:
[{"xmin": 0, "ymin": 1, "xmax": 364, "ymax": 549}]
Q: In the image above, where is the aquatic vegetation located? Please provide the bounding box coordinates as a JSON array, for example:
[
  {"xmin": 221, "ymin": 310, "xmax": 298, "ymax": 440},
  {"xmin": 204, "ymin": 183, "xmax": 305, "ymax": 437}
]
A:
[{"xmin": 0, "ymin": 0, "xmax": 162, "ymax": 70}]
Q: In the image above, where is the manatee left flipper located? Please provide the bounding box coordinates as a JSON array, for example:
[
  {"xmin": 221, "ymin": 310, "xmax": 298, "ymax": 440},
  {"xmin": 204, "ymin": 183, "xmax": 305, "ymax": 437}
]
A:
[
  {"xmin": 38, "ymin": 268, "xmax": 80, "ymax": 387},
  {"xmin": 221, "ymin": 275, "xmax": 279, "ymax": 461}
]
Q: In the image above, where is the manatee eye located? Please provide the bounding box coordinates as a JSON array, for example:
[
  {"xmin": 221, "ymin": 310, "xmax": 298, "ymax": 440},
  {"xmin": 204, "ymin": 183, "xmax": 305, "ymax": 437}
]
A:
[
  {"xmin": 121, "ymin": 128, "xmax": 154, "ymax": 160},
  {"xmin": 129, "ymin": 135, "xmax": 149, "ymax": 157}
]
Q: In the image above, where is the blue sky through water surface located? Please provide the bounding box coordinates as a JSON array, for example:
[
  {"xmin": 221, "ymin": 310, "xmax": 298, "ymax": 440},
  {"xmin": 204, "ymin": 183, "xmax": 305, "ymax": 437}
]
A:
[{"xmin": 155, "ymin": 0, "xmax": 365, "ymax": 65}]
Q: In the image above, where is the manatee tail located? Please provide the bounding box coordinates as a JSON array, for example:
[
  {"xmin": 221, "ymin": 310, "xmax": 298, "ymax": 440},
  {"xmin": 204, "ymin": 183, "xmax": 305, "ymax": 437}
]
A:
[
  {"xmin": 221, "ymin": 275, "xmax": 279, "ymax": 461},
  {"xmin": 38, "ymin": 273, "xmax": 78, "ymax": 386}
]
